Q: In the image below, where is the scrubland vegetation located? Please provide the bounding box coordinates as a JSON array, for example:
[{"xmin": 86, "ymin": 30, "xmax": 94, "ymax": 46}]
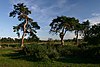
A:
[{"xmin": 0, "ymin": 42, "xmax": 100, "ymax": 67}]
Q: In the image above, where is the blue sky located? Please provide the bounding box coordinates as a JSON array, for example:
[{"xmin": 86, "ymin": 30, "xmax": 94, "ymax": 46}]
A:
[{"xmin": 0, "ymin": 0, "xmax": 100, "ymax": 40}]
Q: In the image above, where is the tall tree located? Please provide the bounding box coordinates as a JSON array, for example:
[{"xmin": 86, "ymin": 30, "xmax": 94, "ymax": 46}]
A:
[
  {"xmin": 74, "ymin": 20, "xmax": 90, "ymax": 45},
  {"xmin": 82, "ymin": 20, "xmax": 90, "ymax": 39},
  {"xmin": 74, "ymin": 23, "xmax": 82, "ymax": 45},
  {"xmin": 9, "ymin": 3, "xmax": 40, "ymax": 47},
  {"xmin": 49, "ymin": 16, "xmax": 79, "ymax": 45}
]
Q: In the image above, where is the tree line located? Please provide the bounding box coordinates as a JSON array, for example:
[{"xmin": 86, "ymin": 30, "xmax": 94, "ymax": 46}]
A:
[{"xmin": 0, "ymin": 37, "xmax": 39, "ymax": 43}]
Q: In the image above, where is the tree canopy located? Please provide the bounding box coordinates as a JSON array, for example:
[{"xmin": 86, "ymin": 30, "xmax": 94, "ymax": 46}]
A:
[
  {"xmin": 50, "ymin": 16, "xmax": 79, "ymax": 45},
  {"xmin": 84, "ymin": 23, "xmax": 100, "ymax": 45}
]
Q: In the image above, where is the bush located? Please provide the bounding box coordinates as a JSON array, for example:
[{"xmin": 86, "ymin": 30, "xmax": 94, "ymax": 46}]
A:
[
  {"xmin": 24, "ymin": 44, "xmax": 60, "ymax": 61},
  {"xmin": 47, "ymin": 46, "xmax": 59, "ymax": 60},
  {"xmin": 25, "ymin": 44, "xmax": 48, "ymax": 60},
  {"xmin": 81, "ymin": 46, "xmax": 100, "ymax": 58},
  {"xmin": 57, "ymin": 45, "xmax": 81, "ymax": 57}
]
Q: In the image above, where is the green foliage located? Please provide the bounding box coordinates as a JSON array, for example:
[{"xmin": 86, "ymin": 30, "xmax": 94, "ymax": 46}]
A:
[
  {"xmin": 0, "ymin": 48, "xmax": 100, "ymax": 67},
  {"xmin": 83, "ymin": 46, "xmax": 100, "ymax": 58},
  {"xmin": 9, "ymin": 3, "xmax": 40, "ymax": 46},
  {"xmin": 0, "ymin": 44, "xmax": 100, "ymax": 66},
  {"xmin": 0, "ymin": 37, "xmax": 15, "ymax": 43},
  {"xmin": 74, "ymin": 20, "xmax": 90, "ymax": 45},
  {"xmin": 84, "ymin": 23, "xmax": 100, "ymax": 45},
  {"xmin": 22, "ymin": 44, "xmax": 100, "ymax": 61},
  {"xmin": 47, "ymin": 45, "xmax": 59, "ymax": 60},
  {"xmin": 49, "ymin": 16, "xmax": 79, "ymax": 34},
  {"xmin": 31, "ymin": 45, "xmax": 48, "ymax": 60},
  {"xmin": 24, "ymin": 44, "xmax": 59, "ymax": 61},
  {"xmin": 9, "ymin": 3, "xmax": 31, "ymax": 18},
  {"xmin": 57, "ymin": 45, "xmax": 80, "ymax": 57},
  {"xmin": 1, "ymin": 44, "xmax": 20, "ymax": 48},
  {"xmin": 49, "ymin": 16, "xmax": 79, "ymax": 45},
  {"xmin": 27, "ymin": 35, "xmax": 39, "ymax": 42}
]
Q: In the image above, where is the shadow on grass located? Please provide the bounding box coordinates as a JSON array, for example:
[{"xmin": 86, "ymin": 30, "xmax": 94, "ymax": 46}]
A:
[
  {"xmin": 2, "ymin": 48, "xmax": 100, "ymax": 64},
  {"xmin": 57, "ymin": 56, "xmax": 100, "ymax": 64},
  {"xmin": 2, "ymin": 49, "xmax": 39, "ymax": 62}
]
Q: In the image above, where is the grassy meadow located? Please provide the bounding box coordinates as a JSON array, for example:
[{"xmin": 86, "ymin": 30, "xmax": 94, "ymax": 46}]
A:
[{"xmin": 0, "ymin": 43, "xmax": 100, "ymax": 67}]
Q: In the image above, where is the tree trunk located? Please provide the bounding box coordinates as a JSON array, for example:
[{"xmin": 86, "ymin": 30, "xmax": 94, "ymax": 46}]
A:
[
  {"xmin": 21, "ymin": 16, "xmax": 28, "ymax": 48},
  {"xmin": 0, "ymin": 45, "xmax": 1, "ymax": 48},
  {"xmin": 61, "ymin": 36, "xmax": 64, "ymax": 45},
  {"xmin": 21, "ymin": 33, "xmax": 25, "ymax": 47},
  {"xmin": 76, "ymin": 31, "xmax": 79, "ymax": 45},
  {"xmin": 60, "ymin": 33, "xmax": 64, "ymax": 45}
]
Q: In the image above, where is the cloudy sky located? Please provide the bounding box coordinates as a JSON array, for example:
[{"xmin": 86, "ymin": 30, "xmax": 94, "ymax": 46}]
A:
[{"xmin": 0, "ymin": 0, "xmax": 100, "ymax": 40}]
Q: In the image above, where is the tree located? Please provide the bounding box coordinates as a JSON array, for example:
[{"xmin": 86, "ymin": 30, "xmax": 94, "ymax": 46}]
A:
[
  {"xmin": 74, "ymin": 22, "xmax": 82, "ymax": 45},
  {"xmin": 82, "ymin": 20, "xmax": 90, "ymax": 39},
  {"xmin": 9, "ymin": 3, "xmax": 40, "ymax": 47},
  {"xmin": 84, "ymin": 23, "xmax": 100, "ymax": 45},
  {"xmin": 27, "ymin": 34, "xmax": 39, "ymax": 42},
  {"xmin": 74, "ymin": 20, "xmax": 90, "ymax": 45},
  {"xmin": 49, "ymin": 16, "xmax": 79, "ymax": 45}
]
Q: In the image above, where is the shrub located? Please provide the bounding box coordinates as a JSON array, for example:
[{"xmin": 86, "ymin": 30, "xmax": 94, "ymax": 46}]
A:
[
  {"xmin": 57, "ymin": 46, "xmax": 70, "ymax": 57},
  {"xmin": 24, "ymin": 44, "xmax": 60, "ymax": 61},
  {"xmin": 25, "ymin": 44, "xmax": 49, "ymax": 60},
  {"xmin": 47, "ymin": 46, "xmax": 59, "ymax": 60},
  {"xmin": 81, "ymin": 46, "xmax": 100, "ymax": 58}
]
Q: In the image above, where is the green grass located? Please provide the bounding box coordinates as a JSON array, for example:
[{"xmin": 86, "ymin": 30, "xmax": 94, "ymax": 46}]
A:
[{"xmin": 0, "ymin": 48, "xmax": 100, "ymax": 67}]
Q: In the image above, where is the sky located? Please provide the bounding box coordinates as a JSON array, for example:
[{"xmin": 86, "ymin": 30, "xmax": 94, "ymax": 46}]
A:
[{"xmin": 0, "ymin": 0, "xmax": 100, "ymax": 40}]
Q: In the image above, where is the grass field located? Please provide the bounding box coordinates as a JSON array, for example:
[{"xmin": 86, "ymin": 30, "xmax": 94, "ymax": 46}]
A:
[{"xmin": 0, "ymin": 48, "xmax": 100, "ymax": 67}]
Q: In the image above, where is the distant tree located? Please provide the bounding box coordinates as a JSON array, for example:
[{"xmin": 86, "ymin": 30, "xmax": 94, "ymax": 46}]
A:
[
  {"xmin": 14, "ymin": 38, "xmax": 21, "ymax": 43},
  {"xmin": 27, "ymin": 34, "xmax": 39, "ymax": 42},
  {"xmin": 48, "ymin": 38, "xmax": 53, "ymax": 41},
  {"xmin": 1, "ymin": 38, "xmax": 8, "ymax": 43},
  {"xmin": 49, "ymin": 16, "xmax": 79, "ymax": 45},
  {"xmin": 9, "ymin": 3, "xmax": 40, "ymax": 47}
]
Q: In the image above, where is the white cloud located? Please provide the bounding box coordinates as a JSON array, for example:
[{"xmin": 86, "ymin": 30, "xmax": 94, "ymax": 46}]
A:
[
  {"xmin": 84, "ymin": 13, "xmax": 100, "ymax": 25},
  {"xmin": 92, "ymin": 13, "xmax": 100, "ymax": 16},
  {"xmin": 90, "ymin": 16, "xmax": 100, "ymax": 25},
  {"xmin": 9, "ymin": 0, "xmax": 76, "ymax": 16},
  {"xmin": 64, "ymin": 32, "xmax": 75, "ymax": 39}
]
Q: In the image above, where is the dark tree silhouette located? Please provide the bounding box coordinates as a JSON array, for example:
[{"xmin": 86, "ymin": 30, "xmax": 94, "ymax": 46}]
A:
[
  {"xmin": 84, "ymin": 23, "xmax": 100, "ymax": 45},
  {"xmin": 49, "ymin": 16, "xmax": 79, "ymax": 45},
  {"xmin": 74, "ymin": 20, "xmax": 90, "ymax": 45},
  {"xmin": 74, "ymin": 22, "xmax": 82, "ymax": 45},
  {"xmin": 82, "ymin": 20, "xmax": 90, "ymax": 39},
  {"xmin": 9, "ymin": 3, "xmax": 40, "ymax": 47}
]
